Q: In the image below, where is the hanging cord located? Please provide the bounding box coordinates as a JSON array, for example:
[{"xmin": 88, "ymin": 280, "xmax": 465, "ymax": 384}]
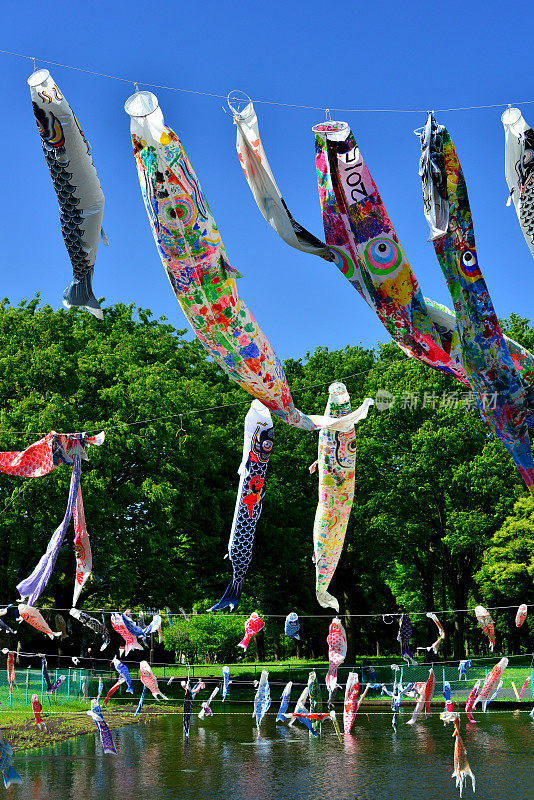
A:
[{"xmin": 2, "ymin": 47, "xmax": 534, "ymax": 114}]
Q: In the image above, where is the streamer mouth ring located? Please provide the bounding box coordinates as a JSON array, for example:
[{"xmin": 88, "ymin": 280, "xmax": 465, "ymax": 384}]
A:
[
  {"xmin": 227, "ymin": 89, "xmax": 252, "ymax": 118},
  {"xmin": 501, "ymin": 107, "xmax": 522, "ymax": 126},
  {"xmin": 124, "ymin": 90, "xmax": 159, "ymax": 118},
  {"xmin": 27, "ymin": 68, "xmax": 51, "ymax": 87},
  {"xmin": 312, "ymin": 120, "xmax": 349, "ymax": 136}
]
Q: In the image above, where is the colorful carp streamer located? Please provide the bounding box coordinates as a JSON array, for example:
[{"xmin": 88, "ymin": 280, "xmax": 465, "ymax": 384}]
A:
[
  {"xmin": 198, "ymin": 686, "xmax": 219, "ymax": 719},
  {"xmin": 474, "ymin": 605, "xmax": 495, "ymax": 652},
  {"xmin": 465, "ymin": 679, "xmax": 481, "ymax": 724},
  {"xmin": 440, "ymin": 713, "xmax": 476, "ymax": 798},
  {"xmin": 307, "ymin": 671, "xmax": 323, "ymax": 733},
  {"xmin": 502, "ymin": 107, "xmax": 534, "ymax": 258},
  {"xmin": 139, "ymin": 660, "xmax": 167, "ymax": 700},
  {"xmin": 110, "ymin": 613, "xmax": 143, "ymax": 657},
  {"xmin": 344, "ymin": 672, "xmax": 369, "ymax": 735},
  {"xmin": 0, "ymin": 732, "xmax": 22, "ymax": 789},
  {"xmin": 419, "ymin": 113, "xmax": 534, "ymax": 493},
  {"xmin": 311, "ymin": 384, "xmax": 373, "ymax": 610},
  {"xmin": 6, "ymin": 652, "xmax": 17, "ymax": 695},
  {"xmin": 210, "ymin": 401, "xmax": 274, "ymax": 611},
  {"xmin": 126, "ymin": 91, "xmax": 362, "ymax": 433},
  {"xmin": 473, "ymin": 657, "xmax": 508, "ymax": 713},
  {"xmin": 87, "ymin": 700, "xmax": 117, "ymax": 755},
  {"xmin": 253, "ymin": 670, "xmax": 271, "ymax": 731},
  {"xmin": 237, "ymin": 612, "xmax": 264, "ymax": 651},
  {"xmin": 16, "ymin": 433, "xmax": 103, "ymax": 607},
  {"xmin": 288, "ymin": 685, "xmax": 310, "ymax": 729},
  {"xmin": 28, "ymin": 69, "xmax": 107, "ymax": 317},
  {"xmin": 32, "ymin": 695, "xmax": 46, "ymax": 731},
  {"xmin": 325, "ymin": 617, "xmax": 347, "ymax": 703},
  {"xmin": 221, "ymin": 666, "xmax": 230, "ymax": 701}
]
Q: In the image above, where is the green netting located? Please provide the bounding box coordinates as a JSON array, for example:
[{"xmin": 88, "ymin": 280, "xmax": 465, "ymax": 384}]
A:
[{"xmin": 0, "ymin": 667, "xmax": 94, "ymax": 708}]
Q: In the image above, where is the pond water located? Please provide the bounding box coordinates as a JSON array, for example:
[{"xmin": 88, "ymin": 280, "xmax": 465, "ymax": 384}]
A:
[{"xmin": 9, "ymin": 706, "xmax": 534, "ymax": 800}]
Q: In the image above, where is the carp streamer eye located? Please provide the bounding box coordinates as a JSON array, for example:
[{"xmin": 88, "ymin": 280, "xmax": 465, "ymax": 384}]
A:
[
  {"xmin": 364, "ymin": 238, "xmax": 402, "ymax": 276},
  {"xmin": 459, "ymin": 249, "xmax": 481, "ymax": 282}
]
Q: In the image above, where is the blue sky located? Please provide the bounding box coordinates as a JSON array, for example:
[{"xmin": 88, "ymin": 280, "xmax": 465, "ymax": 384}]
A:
[{"xmin": 2, "ymin": 0, "xmax": 533, "ymax": 362}]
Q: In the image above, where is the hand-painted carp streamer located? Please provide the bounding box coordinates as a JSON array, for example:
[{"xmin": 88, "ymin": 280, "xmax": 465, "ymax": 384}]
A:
[
  {"xmin": 344, "ymin": 672, "xmax": 369, "ymax": 735},
  {"xmin": 0, "ymin": 732, "xmax": 22, "ymax": 789},
  {"xmin": 512, "ymin": 676, "xmax": 530, "ymax": 700},
  {"xmin": 458, "ymin": 659, "xmax": 472, "ymax": 680},
  {"xmin": 18, "ymin": 605, "xmax": 61, "ymax": 639},
  {"xmin": 31, "ymin": 694, "xmax": 46, "ymax": 731},
  {"xmin": 474, "ymin": 605, "xmax": 495, "ymax": 652},
  {"xmin": 28, "ymin": 69, "xmax": 107, "ymax": 318},
  {"xmin": 419, "ymin": 113, "xmax": 534, "ymax": 493},
  {"xmin": 472, "ymin": 657, "xmax": 508, "ymax": 713},
  {"xmin": 515, "ymin": 603, "xmax": 528, "ymax": 627},
  {"xmin": 103, "ymin": 657, "xmax": 133, "ymax": 706},
  {"xmin": 72, "ymin": 484, "xmax": 91, "ymax": 607},
  {"xmin": 284, "ymin": 612, "xmax": 300, "ymax": 640},
  {"xmin": 126, "ymin": 92, "xmax": 375, "ymax": 434},
  {"xmin": 397, "ymin": 613, "xmax": 417, "ymax": 665},
  {"xmin": 87, "ymin": 700, "xmax": 117, "ymax": 755},
  {"xmin": 307, "ymin": 671, "xmax": 323, "ymax": 733},
  {"xmin": 54, "ymin": 614, "xmax": 68, "ymax": 639},
  {"xmin": 210, "ymin": 401, "xmax": 274, "ymax": 611},
  {"xmin": 276, "ymin": 681, "xmax": 293, "ymax": 723},
  {"xmin": 288, "ymin": 685, "xmax": 309, "ymax": 729},
  {"xmin": 237, "ymin": 612, "xmax": 264, "ymax": 651},
  {"xmin": 41, "ymin": 656, "xmax": 52, "ymax": 692},
  {"xmin": 325, "ymin": 617, "xmax": 347, "ymax": 703},
  {"xmin": 502, "ymin": 107, "xmax": 534, "ymax": 258},
  {"xmin": 406, "ymin": 682, "xmax": 427, "ymax": 726},
  {"xmin": 465, "ymin": 679, "xmax": 481, "ymax": 724},
  {"xmin": 125, "ymin": 92, "xmax": 316, "ymax": 432},
  {"xmin": 424, "ymin": 667, "xmax": 436, "ymax": 715},
  {"xmin": 443, "ymin": 681, "xmax": 454, "ymax": 713},
  {"xmin": 70, "ymin": 607, "xmax": 110, "ymax": 651},
  {"xmin": 440, "ymin": 714, "xmax": 476, "ymax": 798},
  {"xmin": 417, "ymin": 611, "xmax": 445, "ymax": 654},
  {"xmin": 182, "ymin": 679, "xmax": 193, "ymax": 737},
  {"xmin": 311, "ymin": 384, "xmax": 373, "ymax": 611},
  {"xmin": 253, "ymin": 670, "xmax": 271, "ymax": 731},
  {"xmin": 231, "ymin": 98, "xmax": 331, "ymax": 259},
  {"xmin": 313, "ymin": 121, "xmax": 468, "ymax": 384},
  {"xmin": 139, "ymin": 660, "xmax": 168, "ymax": 700},
  {"xmin": 120, "ymin": 612, "xmax": 162, "ymax": 643}
]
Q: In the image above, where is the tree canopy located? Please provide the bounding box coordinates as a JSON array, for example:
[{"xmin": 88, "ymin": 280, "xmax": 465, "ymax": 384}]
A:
[{"xmin": 0, "ymin": 298, "xmax": 532, "ymax": 660}]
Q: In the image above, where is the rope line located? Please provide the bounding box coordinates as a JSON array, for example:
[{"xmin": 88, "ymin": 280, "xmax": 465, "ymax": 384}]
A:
[{"xmin": 1, "ymin": 47, "xmax": 533, "ymax": 114}]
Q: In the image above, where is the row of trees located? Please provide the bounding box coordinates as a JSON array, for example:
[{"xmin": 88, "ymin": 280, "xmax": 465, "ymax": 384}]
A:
[{"xmin": 0, "ymin": 299, "xmax": 532, "ymax": 661}]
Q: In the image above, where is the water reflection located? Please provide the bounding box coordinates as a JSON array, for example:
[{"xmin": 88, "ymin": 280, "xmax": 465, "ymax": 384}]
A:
[{"xmin": 8, "ymin": 706, "xmax": 534, "ymax": 800}]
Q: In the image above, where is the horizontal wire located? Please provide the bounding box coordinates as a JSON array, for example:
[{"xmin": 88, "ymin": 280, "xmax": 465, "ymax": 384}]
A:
[{"xmin": 1, "ymin": 47, "xmax": 533, "ymax": 115}]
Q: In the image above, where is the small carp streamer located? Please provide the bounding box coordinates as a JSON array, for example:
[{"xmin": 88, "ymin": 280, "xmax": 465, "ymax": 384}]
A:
[
  {"xmin": 344, "ymin": 672, "xmax": 369, "ymax": 735},
  {"xmin": 126, "ymin": 91, "xmax": 362, "ymax": 433},
  {"xmin": 87, "ymin": 700, "xmax": 117, "ymax": 755},
  {"xmin": 465, "ymin": 679, "xmax": 481, "ymax": 724},
  {"xmin": 0, "ymin": 731, "xmax": 22, "ymax": 789},
  {"xmin": 502, "ymin": 107, "xmax": 534, "ymax": 258},
  {"xmin": 18, "ymin": 605, "xmax": 61, "ymax": 639},
  {"xmin": 440, "ymin": 713, "xmax": 476, "ymax": 798},
  {"xmin": 419, "ymin": 114, "xmax": 534, "ymax": 493},
  {"xmin": 311, "ymin": 384, "xmax": 373, "ymax": 610},
  {"xmin": 307, "ymin": 671, "xmax": 323, "ymax": 733},
  {"xmin": 70, "ymin": 608, "xmax": 110, "ymax": 651},
  {"xmin": 472, "ymin": 657, "xmax": 508, "ymax": 713},
  {"xmin": 253, "ymin": 670, "xmax": 271, "ymax": 731},
  {"xmin": 325, "ymin": 617, "xmax": 347, "ymax": 703},
  {"xmin": 32, "ymin": 694, "xmax": 46, "ymax": 731},
  {"xmin": 237, "ymin": 612, "xmax": 265, "ymax": 651},
  {"xmin": 284, "ymin": 612, "xmax": 300, "ymax": 640},
  {"xmin": 210, "ymin": 401, "xmax": 274, "ymax": 611},
  {"xmin": 417, "ymin": 611, "xmax": 446, "ymax": 654},
  {"xmin": 28, "ymin": 70, "xmax": 107, "ymax": 317},
  {"xmin": 397, "ymin": 613, "xmax": 417, "ymax": 665},
  {"xmin": 515, "ymin": 603, "xmax": 528, "ymax": 627},
  {"xmin": 474, "ymin": 605, "xmax": 495, "ymax": 652},
  {"xmin": 276, "ymin": 681, "xmax": 293, "ymax": 723},
  {"xmin": 139, "ymin": 660, "xmax": 168, "ymax": 700}
]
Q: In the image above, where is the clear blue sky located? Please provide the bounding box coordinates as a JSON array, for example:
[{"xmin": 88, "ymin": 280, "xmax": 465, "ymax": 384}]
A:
[{"xmin": 2, "ymin": 0, "xmax": 533, "ymax": 362}]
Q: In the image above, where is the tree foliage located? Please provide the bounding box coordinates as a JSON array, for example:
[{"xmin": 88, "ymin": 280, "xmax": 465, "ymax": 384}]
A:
[{"xmin": 0, "ymin": 299, "xmax": 531, "ymax": 660}]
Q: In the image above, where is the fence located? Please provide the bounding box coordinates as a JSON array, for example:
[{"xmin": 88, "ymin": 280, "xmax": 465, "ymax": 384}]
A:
[{"xmin": 0, "ymin": 667, "xmax": 94, "ymax": 709}]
